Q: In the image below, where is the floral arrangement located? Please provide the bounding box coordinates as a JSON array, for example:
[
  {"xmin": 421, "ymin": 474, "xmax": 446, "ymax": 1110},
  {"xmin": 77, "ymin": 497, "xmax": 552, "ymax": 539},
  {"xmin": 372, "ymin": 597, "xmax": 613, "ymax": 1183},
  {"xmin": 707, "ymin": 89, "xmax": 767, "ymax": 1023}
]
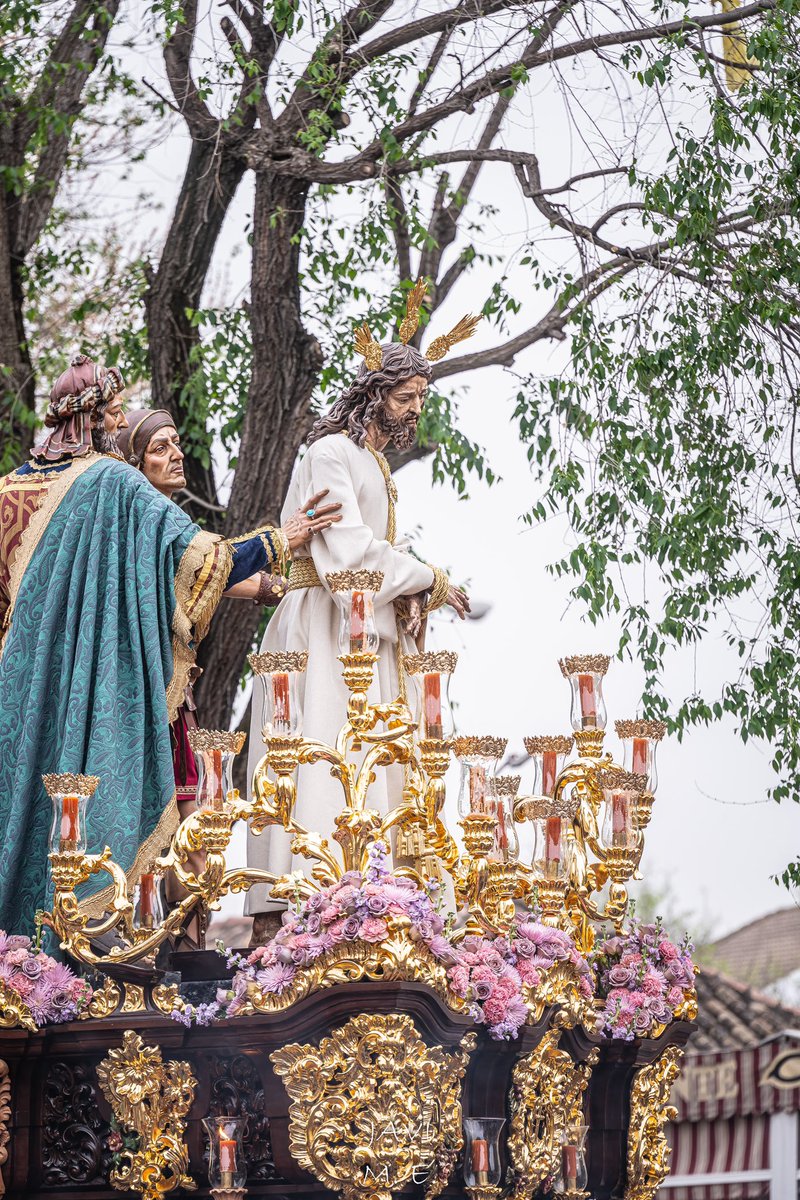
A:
[
  {"xmin": 0, "ymin": 931, "xmax": 92, "ymax": 1026},
  {"xmin": 591, "ymin": 919, "xmax": 696, "ymax": 1040},
  {"xmin": 175, "ymin": 842, "xmax": 594, "ymax": 1041}
]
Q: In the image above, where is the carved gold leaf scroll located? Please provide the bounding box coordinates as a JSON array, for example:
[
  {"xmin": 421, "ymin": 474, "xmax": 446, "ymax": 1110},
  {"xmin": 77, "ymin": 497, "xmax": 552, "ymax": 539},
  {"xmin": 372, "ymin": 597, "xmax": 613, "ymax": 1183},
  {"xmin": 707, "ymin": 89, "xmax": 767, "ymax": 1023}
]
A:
[
  {"xmin": 508, "ymin": 1028, "xmax": 598, "ymax": 1200},
  {"xmin": 625, "ymin": 1045, "xmax": 684, "ymax": 1200},
  {"xmin": 271, "ymin": 1013, "xmax": 476, "ymax": 1200},
  {"xmin": 0, "ymin": 1060, "xmax": 10, "ymax": 1197},
  {"xmin": 96, "ymin": 1030, "xmax": 197, "ymax": 1200}
]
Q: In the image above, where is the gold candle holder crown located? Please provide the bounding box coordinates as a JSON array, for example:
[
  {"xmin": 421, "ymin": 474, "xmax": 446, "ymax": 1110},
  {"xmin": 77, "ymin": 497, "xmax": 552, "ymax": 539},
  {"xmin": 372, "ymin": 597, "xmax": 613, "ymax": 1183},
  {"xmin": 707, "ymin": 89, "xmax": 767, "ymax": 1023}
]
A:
[
  {"xmin": 404, "ymin": 650, "xmax": 458, "ymax": 674},
  {"xmin": 42, "ymin": 773, "xmax": 100, "ymax": 797},
  {"xmin": 325, "ymin": 569, "xmax": 384, "ymax": 593},
  {"xmin": 493, "ymin": 774, "xmax": 521, "ymax": 797},
  {"xmin": 249, "ymin": 650, "xmax": 309, "ymax": 674},
  {"xmin": 186, "ymin": 728, "xmax": 247, "ymax": 754},
  {"xmin": 614, "ymin": 718, "xmax": 667, "ymax": 741},
  {"xmin": 559, "ymin": 654, "xmax": 611, "ymax": 678},
  {"xmin": 523, "ymin": 735, "xmax": 574, "ymax": 755},
  {"xmin": 595, "ymin": 766, "xmax": 647, "ymax": 792},
  {"xmin": 453, "ymin": 735, "xmax": 508, "ymax": 759},
  {"xmin": 520, "ymin": 794, "xmax": 579, "ymax": 820}
]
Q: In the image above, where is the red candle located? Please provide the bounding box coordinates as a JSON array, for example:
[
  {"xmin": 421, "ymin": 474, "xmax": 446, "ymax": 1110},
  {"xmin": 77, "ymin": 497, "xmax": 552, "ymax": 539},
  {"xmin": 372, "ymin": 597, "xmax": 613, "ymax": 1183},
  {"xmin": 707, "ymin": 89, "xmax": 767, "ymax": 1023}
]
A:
[
  {"xmin": 422, "ymin": 673, "xmax": 443, "ymax": 739},
  {"xmin": 60, "ymin": 794, "xmax": 80, "ymax": 850},
  {"xmin": 562, "ymin": 1143, "xmax": 578, "ymax": 1189},
  {"xmin": 350, "ymin": 589, "xmax": 366, "ymax": 653},
  {"xmin": 541, "ymin": 751, "xmax": 558, "ymax": 797},
  {"xmin": 219, "ymin": 1137, "xmax": 237, "ymax": 1173},
  {"xmin": 272, "ymin": 671, "xmax": 290, "ymax": 728},
  {"xmin": 632, "ymin": 737, "xmax": 649, "ymax": 778},
  {"xmin": 208, "ymin": 748, "xmax": 224, "ymax": 810},
  {"xmin": 545, "ymin": 815, "xmax": 562, "ymax": 877},
  {"xmin": 611, "ymin": 792, "xmax": 629, "ymax": 847},
  {"xmin": 471, "ymin": 1137, "xmax": 490, "ymax": 1176},
  {"xmin": 469, "ymin": 765, "xmax": 487, "ymax": 813},
  {"xmin": 578, "ymin": 674, "xmax": 597, "ymax": 728},
  {"xmin": 139, "ymin": 873, "xmax": 156, "ymax": 929}
]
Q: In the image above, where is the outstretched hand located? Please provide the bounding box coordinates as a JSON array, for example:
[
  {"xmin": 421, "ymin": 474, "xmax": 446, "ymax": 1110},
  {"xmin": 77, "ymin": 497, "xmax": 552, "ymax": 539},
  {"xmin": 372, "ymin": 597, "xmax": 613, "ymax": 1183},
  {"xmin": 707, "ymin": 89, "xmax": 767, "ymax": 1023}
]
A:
[
  {"xmin": 446, "ymin": 585, "xmax": 470, "ymax": 620},
  {"xmin": 282, "ymin": 489, "xmax": 343, "ymax": 552}
]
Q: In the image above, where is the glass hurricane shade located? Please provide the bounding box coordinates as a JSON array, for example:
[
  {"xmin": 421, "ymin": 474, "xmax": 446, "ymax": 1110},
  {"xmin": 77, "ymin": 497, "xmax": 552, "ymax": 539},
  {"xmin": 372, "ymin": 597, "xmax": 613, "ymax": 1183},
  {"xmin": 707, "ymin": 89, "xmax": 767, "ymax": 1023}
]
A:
[
  {"xmin": 566, "ymin": 670, "xmax": 607, "ymax": 731},
  {"xmin": 462, "ymin": 1117, "xmax": 505, "ymax": 1188},
  {"xmin": 48, "ymin": 792, "xmax": 88, "ymax": 854},
  {"xmin": 601, "ymin": 787, "xmax": 638, "ymax": 850},
  {"xmin": 257, "ymin": 668, "xmax": 303, "ymax": 737},
  {"xmin": 621, "ymin": 735, "xmax": 659, "ymax": 793},
  {"xmin": 336, "ymin": 588, "xmax": 380, "ymax": 656},
  {"xmin": 202, "ymin": 1116, "xmax": 248, "ymax": 1190},
  {"xmin": 531, "ymin": 815, "xmax": 572, "ymax": 879}
]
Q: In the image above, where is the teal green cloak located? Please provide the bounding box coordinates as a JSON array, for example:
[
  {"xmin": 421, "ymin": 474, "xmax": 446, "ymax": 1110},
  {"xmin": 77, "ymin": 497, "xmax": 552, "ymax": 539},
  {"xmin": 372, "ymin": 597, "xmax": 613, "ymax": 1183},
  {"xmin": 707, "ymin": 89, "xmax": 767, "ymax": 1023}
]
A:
[{"xmin": 0, "ymin": 455, "xmax": 217, "ymax": 936}]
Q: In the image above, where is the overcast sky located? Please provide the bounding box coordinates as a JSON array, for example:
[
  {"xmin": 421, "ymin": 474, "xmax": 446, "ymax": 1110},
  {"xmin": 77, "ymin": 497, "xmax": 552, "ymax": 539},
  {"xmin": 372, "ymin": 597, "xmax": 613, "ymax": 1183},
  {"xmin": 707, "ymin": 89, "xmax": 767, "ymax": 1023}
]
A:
[{"xmin": 95, "ymin": 1, "xmax": 799, "ymax": 940}]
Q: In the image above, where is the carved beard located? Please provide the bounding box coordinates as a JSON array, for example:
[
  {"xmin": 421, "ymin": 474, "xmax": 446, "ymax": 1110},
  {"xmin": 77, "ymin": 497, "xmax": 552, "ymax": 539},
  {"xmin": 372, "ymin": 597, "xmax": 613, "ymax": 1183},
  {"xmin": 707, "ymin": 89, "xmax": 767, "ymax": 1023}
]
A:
[
  {"xmin": 377, "ymin": 406, "xmax": 419, "ymax": 451},
  {"xmin": 91, "ymin": 425, "xmax": 120, "ymax": 455}
]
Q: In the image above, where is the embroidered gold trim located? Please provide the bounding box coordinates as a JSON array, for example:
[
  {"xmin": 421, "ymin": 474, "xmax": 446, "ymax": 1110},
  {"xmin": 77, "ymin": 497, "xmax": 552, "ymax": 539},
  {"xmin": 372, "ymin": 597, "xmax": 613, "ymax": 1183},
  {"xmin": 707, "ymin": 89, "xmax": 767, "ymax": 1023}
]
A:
[
  {"xmin": 595, "ymin": 767, "xmax": 647, "ymax": 793},
  {"xmin": 42, "ymin": 774, "xmax": 99, "ymax": 797},
  {"xmin": 403, "ymin": 650, "xmax": 458, "ymax": 674},
  {"xmin": 0, "ymin": 453, "xmax": 103, "ymax": 659},
  {"xmin": 249, "ymin": 651, "xmax": 309, "ymax": 674},
  {"xmin": 186, "ymin": 728, "xmax": 246, "ymax": 754},
  {"xmin": 325, "ymin": 568, "xmax": 384, "ymax": 593},
  {"xmin": 614, "ymin": 719, "xmax": 667, "ymax": 741},
  {"xmin": 452, "ymin": 735, "xmax": 508, "ymax": 759},
  {"xmin": 524, "ymin": 735, "xmax": 574, "ymax": 755},
  {"xmin": 167, "ymin": 530, "xmax": 232, "ymax": 723},
  {"xmin": 559, "ymin": 654, "xmax": 611, "ymax": 677}
]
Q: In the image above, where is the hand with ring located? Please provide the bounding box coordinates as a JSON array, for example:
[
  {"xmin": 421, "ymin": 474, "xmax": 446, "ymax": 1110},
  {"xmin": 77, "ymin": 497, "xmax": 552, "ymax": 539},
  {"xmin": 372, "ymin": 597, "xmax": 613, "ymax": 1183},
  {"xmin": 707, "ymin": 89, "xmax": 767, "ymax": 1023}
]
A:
[{"xmin": 281, "ymin": 489, "xmax": 343, "ymax": 552}]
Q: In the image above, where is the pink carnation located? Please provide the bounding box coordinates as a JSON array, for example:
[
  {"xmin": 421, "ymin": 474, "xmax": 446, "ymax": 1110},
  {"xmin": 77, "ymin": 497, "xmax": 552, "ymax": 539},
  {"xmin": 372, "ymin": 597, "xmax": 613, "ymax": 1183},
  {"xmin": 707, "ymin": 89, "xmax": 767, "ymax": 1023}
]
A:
[{"xmin": 360, "ymin": 917, "xmax": 388, "ymax": 944}]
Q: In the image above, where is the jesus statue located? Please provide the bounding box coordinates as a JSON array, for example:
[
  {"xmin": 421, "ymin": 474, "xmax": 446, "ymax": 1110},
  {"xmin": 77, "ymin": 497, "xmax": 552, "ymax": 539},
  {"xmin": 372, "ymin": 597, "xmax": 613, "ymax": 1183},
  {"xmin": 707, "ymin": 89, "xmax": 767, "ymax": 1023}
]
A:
[{"xmin": 245, "ymin": 282, "xmax": 478, "ymax": 943}]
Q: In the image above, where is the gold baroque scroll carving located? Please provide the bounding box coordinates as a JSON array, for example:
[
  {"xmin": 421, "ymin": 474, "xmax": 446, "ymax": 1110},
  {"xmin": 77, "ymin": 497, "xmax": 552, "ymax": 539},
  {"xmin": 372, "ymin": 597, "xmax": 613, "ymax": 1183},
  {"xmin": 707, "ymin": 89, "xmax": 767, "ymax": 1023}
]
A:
[
  {"xmin": 0, "ymin": 1059, "xmax": 10, "ymax": 1197},
  {"xmin": 508, "ymin": 1028, "xmax": 598, "ymax": 1200},
  {"xmin": 96, "ymin": 1029, "xmax": 197, "ymax": 1200},
  {"xmin": 271, "ymin": 1012, "xmax": 476, "ymax": 1200},
  {"xmin": 625, "ymin": 1045, "xmax": 684, "ymax": 1200}
]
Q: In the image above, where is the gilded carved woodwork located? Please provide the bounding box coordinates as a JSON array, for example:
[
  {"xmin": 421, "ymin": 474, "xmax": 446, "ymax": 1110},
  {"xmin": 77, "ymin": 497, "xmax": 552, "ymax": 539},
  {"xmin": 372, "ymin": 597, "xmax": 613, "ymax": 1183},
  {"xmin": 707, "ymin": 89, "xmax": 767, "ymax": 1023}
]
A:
[
  {"xmin": 96, "ymin": 1030, "xmax": 196, "ymax": 1200},
  {"xmin": 508, "ymin": 1028, "xmax": 598, "ymax": 1200},
  {"xmin": 271, "ymin": 1013, "xmax": 476, "ymax": 1200},
  {"xmin": 0, "ymin": 1060, "xmax": 10, "ymax": 1198},
  {"xmin": 625, "ymin": 1046, "xmax": 684, "ymax": 1200},
  {"xmin": 0, "ymin": 980, "xmax": 35, "ymax": 1032}
]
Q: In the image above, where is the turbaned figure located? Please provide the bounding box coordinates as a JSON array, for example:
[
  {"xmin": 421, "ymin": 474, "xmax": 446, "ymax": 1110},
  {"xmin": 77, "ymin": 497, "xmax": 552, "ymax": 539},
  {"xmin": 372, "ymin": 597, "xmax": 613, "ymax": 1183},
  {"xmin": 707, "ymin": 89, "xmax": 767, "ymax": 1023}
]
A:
[{"xmin": 246, "ymin": 281, "xmax": 477, "ymax": 943}]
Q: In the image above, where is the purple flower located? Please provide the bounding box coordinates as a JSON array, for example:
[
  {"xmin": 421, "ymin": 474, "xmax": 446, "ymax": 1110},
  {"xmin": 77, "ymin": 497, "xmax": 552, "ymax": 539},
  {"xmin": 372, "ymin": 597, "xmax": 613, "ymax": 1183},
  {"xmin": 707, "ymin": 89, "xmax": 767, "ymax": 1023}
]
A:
[
  {"xmin": 342, "ymin": 915, "xmax": 361, "ymax": 940},
  {"xmin": 257, "ymin": 963, "xmax": 296, "ymax": 994},
  {"xmin": 304, "ymin": 913, "xmax": 322, "ymax": 935},
  {"xmin": 20, "ymin": 956, "xmax": 42, "ymax": 980},
  {"xmin": 472, "ymin": 979, "xmax": 494, "ymax": 1001},
  {"xmin": 608, "ymin": 964, "xmax": 634, "ymax": 988},
  {"xmin": 366, "ymin": 893, "xmax": 389, "ymax": 916}
]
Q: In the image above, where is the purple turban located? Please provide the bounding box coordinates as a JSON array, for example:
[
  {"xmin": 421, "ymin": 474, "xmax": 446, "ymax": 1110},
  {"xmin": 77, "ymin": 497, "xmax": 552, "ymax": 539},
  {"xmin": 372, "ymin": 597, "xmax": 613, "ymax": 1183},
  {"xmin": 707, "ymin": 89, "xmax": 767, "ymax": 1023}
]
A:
[{"xmin": 37, "ymin": 354, "xmax": 125, "ymax": 461}]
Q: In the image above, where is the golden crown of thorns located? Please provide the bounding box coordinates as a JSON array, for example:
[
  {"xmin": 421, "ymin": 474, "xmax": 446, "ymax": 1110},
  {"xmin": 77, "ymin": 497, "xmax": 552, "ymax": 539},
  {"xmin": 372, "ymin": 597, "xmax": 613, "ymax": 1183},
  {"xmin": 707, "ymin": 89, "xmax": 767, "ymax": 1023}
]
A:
[{"xmin": 354, "ymin": 278, "xmax": 481, "ymax": 370}]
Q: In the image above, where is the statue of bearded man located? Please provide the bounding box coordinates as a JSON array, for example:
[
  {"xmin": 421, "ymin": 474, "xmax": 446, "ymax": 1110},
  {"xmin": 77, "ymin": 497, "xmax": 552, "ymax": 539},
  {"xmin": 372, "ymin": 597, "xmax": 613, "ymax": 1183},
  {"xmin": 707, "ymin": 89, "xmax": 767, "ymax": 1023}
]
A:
[{"xmin": 246, "ymin": 340, "xmax": 470, "ymax": 941}]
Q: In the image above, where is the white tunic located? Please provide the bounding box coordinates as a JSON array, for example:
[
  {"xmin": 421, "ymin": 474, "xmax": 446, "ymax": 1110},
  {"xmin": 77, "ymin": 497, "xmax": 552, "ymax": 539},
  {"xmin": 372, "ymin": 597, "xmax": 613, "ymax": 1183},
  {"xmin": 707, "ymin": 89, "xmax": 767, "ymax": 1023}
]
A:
[{"xmin": 245, "ymin": 433, "xmax": 435, "ymax": 913}]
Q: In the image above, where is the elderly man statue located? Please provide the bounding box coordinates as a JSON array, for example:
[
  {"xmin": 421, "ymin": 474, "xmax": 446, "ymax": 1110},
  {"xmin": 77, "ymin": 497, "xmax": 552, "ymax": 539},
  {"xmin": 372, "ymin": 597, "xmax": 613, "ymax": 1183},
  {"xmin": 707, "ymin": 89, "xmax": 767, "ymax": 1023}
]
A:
[
  {"xmin": 246, "ymin": 282, "xmax": 476, "ymax": 942},
  {"xmin": 0, "ymin": 356, "xmax": 337, "ymax": 936}
]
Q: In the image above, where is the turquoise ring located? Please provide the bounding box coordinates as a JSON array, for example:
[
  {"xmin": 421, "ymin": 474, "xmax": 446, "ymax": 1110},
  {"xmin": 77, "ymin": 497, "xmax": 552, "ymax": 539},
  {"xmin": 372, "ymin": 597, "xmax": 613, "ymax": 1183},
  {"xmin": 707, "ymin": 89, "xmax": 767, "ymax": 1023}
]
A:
[{"xmin": 306, "ymin": 508, "xmax": 316, "ymax": 518}]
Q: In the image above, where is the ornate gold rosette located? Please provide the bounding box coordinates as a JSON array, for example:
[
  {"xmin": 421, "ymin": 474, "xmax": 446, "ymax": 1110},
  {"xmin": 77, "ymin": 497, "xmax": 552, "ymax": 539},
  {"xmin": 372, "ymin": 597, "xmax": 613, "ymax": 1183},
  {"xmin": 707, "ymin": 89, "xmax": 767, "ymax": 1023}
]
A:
[
  {"xmin": 249, "ymin": 650, "xmax": 309, "ymax": 674},
  {"xmin": 41, "ymin": 773, "xmax": 99, "ymax": 797},
  {"xmin": 614, "ymin": 719, "xmax": 667, "ymax": 741},
  {"xmin": 595, "ymin": 767, "xmax": 647, "ymax": 793},
  {"xmin": 325, "ymin": 569, "xmax": 384, "ymax": 593},
  {"xmin": 186, "ymin": 728, "xmax": 247, "ymax": 754},
  {"xmin": 452, "ymin": 735, "xmax": 508, "ymax": 759},
  {"xmin": 558, "ymin": 654, "xmax": 611, "ymax": 678},
  {"xmin": 523, "ymin": 735, "xmax": 574, "ymax": 755},
  {"xmin": 404, "ymin": 650, "xmax": 459, "ymax": 675}
]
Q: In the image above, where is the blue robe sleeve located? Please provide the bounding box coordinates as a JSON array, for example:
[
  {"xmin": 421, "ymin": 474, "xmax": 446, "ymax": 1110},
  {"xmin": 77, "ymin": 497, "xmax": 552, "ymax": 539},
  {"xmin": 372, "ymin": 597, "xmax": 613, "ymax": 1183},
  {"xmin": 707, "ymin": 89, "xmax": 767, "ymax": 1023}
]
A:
[{"xmin": 226, "ymin": 527, "xmax": 284, "ymax": 586}]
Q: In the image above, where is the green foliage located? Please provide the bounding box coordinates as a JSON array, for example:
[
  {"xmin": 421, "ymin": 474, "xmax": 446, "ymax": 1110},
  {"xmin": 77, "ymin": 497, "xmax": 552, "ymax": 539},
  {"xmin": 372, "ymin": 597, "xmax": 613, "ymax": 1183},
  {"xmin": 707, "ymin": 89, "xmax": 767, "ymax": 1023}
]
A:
[{"xmin": 513, "ymin": 3, "xmax": 800, "ymax": 889}]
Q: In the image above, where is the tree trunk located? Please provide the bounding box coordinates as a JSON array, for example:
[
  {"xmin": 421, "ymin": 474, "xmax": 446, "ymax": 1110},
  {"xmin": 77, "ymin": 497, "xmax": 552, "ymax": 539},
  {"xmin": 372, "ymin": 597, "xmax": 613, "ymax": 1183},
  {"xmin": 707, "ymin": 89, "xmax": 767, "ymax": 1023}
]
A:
[
  {"xmin": 0, "ymin": 151, "xmax": 37, "ymax": 467},
  {"xmin": 195, "ymin": 170, "xmax": 323, "ymax": 726},
  {"xmin": 145, "ymin": 137, "xmax": 248, "ymax": 525}
]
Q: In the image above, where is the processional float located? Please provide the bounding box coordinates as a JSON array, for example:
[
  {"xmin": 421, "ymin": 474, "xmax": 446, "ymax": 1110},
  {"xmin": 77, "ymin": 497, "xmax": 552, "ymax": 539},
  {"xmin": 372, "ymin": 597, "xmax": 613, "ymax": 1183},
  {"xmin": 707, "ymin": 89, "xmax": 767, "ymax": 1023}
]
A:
[{"xmin": 0, "ymin": 569, "xmax": 696, "ymax": 1200}]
